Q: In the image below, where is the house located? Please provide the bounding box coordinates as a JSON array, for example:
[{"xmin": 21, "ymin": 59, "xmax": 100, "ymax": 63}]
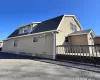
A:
[
  {"xmin": 0, "ymin": 41, "xmax": 3, "ymax": 51},
  {"xmin": 94, "ymin": 36, "xmax": 100, "ymax": 45},
  {"xmin": 2, "ymin": 15, "xmax": 95, "ymax": 59}
]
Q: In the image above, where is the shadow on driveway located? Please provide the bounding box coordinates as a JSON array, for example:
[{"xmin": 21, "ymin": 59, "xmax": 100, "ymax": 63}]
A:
[
  {"xmin": 0, "ymin": 52, "xmax": 44, "ymax": 59},
  {"xmin": 0, "ymin": 52, "xmax": 100, "ymax": 74}
]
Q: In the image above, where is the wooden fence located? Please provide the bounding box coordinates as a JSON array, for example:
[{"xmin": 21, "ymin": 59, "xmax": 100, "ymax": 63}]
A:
[
  {"xmin": 56, "ymin": 45, "xmax": 100, "ymax": 64},
  {"xmin": 56, "ymin": 45, "xmax": 100, "ymax": 57}
]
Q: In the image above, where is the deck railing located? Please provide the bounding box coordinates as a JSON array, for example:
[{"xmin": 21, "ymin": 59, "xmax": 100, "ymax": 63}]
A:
[{"xmin": 56, "ymin": 45, "xmax": 100, "ymax": 57}]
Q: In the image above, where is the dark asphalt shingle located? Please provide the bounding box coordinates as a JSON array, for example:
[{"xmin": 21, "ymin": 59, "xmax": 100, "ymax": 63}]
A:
[
  {"xmin": 31, "ymin": 15, "xmax": 63, "ymax": 34},
  {"xmin": 8, "ymin": 15, "xmax": 63, "ymax": 38}
]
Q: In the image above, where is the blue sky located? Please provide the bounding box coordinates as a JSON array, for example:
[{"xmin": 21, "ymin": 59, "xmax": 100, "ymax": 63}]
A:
[{"xmin": 0, "ymin": 0, "xmax": 100, "ymax": 40}]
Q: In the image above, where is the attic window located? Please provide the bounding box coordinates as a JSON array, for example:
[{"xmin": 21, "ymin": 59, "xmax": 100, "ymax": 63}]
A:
[{"xmin": 70, "ymin": 23, "xmax": 77, "ymax": 32}]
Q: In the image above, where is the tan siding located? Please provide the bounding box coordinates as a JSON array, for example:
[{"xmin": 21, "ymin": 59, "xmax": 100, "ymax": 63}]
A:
[
  {"xmin": 94, "ymin": 38, "xmax": 100, "ymax": 45},
  {"xmin": 56, "ymin": 16, "xmax": 82, "ymax": 45},
  {"xmin": 2, "ymin": 33, "xmax": 53, "ymax": 59},
  {"xmin": 70, "ymin": 35, "xmax": 88, "ymax": 45}
]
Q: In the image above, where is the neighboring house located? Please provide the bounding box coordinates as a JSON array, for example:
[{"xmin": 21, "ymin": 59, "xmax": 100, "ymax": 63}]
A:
[
  {"xmin": 2, "ymin": 15, "xmax": 95, "ymax": 59},
  {"xmin": 94, "ymin": 36, "xmax": 100, "ymax": 45},
  {"xmin": 0, "ymin": 41, "xmax": 3, "ymax": 51}
]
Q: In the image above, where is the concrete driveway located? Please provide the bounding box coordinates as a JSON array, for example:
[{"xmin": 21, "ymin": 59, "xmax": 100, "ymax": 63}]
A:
[{"xmin": 0, "ymin": 52, "xmax": 100, "ymax": 80}]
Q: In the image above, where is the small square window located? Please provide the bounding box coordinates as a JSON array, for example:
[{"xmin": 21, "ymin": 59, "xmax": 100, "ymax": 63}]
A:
[{"xmin": 33, "ymin": 37, "xmax": 38, "ymax": 42}]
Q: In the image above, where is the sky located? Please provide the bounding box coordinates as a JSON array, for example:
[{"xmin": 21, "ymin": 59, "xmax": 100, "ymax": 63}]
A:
[{"xmin": 0, "ymin": 0, "xmax": 100, "ymax": 40}]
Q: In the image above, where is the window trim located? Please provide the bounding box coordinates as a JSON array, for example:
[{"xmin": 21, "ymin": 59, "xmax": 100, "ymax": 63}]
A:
[
  {"xmin": 70, "ymin": 23, "xmax": 77, "ymax": 32},
  {"xmin": 23, "ymin": 27, "xmax": 28, "ymax": 33},
  {"xmin": 33, "ymin": 37, "xmax": 38, "ymax": 42},
  {"xmin": 14, "ymin": 40, "xmax": 18, "ymax": 47}
]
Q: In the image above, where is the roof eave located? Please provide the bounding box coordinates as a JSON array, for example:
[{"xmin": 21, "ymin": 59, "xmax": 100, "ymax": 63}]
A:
[
  {"xmin": 69, "ymin": 33, "xmax": 88, "ymax": 36},
  {"xmin": 4, "ymin": 30, "xmax": 57, "ymax": 41}
]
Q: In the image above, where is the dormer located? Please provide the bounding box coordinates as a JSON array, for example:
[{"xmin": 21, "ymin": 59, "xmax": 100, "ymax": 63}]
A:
[{"xmin": 18, "ymin": 22, "xmax": 40, "ymax": 34}]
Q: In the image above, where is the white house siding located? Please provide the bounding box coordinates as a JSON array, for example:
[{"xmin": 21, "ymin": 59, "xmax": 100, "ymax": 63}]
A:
[{"xmin": 2, "ymin": 33, "xmax": 53, "ymax": 59}]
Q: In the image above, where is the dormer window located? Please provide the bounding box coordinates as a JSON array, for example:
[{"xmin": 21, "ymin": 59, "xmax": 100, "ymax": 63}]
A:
[{"xmin": 23, "ymin": 27, "xmax": 28, "ymax": 33}]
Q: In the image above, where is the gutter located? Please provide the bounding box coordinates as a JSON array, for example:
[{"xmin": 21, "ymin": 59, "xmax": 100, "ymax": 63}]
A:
[{"xmin": 4, "ymin": 30, "xmax": 58, "ymax": 41}]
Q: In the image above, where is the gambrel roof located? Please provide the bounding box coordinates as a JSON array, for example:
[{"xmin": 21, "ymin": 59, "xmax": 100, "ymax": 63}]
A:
[
  {"xmin": 7, "ymin": 14, "xmax": 83, "ymax": 39},
  {"xmin": 8, "ymin": 15, "xmax": 63, "ymax": 38}
]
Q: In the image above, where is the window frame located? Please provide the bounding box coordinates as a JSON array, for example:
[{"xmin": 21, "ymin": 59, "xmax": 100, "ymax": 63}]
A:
[
  {"xmin": 14, "ymin": 40, "xmax": 18, "ymax": 47},
  {"xmin": 33, "ymin": 37, "xmax": 38, "ymax": 42},
  {"xmin": 70, "ymin": 23, "xmax": 77, "ymax": 32},
  {"xmin": 23, "ymin": 27, "xmax": 28, "ymax": 33},
  {"xmin": 73, "ymin": 25, "xmax": 77, "ymax": 31}
]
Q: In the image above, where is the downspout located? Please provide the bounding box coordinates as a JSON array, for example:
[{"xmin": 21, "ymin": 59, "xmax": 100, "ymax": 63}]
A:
[{"xmin": 52, "ymin": 31, "xmax": 57, "ymax": 60}]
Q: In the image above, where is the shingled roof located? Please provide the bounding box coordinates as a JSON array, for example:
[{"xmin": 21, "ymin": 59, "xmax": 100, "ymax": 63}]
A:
[{"xmin": 8, "ymin": 15, "xmax": 63, "ymax": 38}]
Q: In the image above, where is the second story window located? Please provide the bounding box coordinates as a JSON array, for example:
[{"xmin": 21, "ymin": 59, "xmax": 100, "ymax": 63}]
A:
[
  {"xmin": 23, "ymin": 27, "xmax": 28, "ymax": 33},
  {"xmin": 70, "ymin": 23, "xmax": 77, "ymax": 32}
]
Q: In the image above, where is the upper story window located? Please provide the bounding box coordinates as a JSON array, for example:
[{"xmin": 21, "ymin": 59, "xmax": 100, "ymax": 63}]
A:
[
  {"xmin": 23, "ymin": 27, "xmax": 28, "ymax": 33},
  {"xmin": 70, "ymin": 23, "xmax": 77, "ymax": 32}
]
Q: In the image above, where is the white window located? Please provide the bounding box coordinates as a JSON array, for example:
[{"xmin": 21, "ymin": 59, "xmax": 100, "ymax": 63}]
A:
[
  {"xmin": 70, "ymin": 23, "xmax": 77, "ymax": 32},
  {"xmin": 33, "ymin": 37, "xmax": 38, "ymax": 42},
  {"xmin": 23, "ymin": 27, "xmax": 28, "ymax": 33}
]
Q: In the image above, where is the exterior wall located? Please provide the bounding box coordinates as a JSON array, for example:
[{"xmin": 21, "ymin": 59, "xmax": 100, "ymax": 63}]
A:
[
  {"xmin": 2, "ymin": 33, "xmax": 53, "ymax": 59},
  {"xmin": 70, "ymin": 34, "xmax": 88, "ymax": 45},
  {"xmin": 19, "ymin": 23, "xmax": 38, "ymax": 34},
  {"xmin": 65, "ymin": 35, "xmax": 89, "ymax": 53},
  {"xmin": 94, "ymin": 37, "xmax": 100, "ymax": 45},
  {"xmin": 56, "ymin": 16, "xmax": 82, "ymax": 45}
]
